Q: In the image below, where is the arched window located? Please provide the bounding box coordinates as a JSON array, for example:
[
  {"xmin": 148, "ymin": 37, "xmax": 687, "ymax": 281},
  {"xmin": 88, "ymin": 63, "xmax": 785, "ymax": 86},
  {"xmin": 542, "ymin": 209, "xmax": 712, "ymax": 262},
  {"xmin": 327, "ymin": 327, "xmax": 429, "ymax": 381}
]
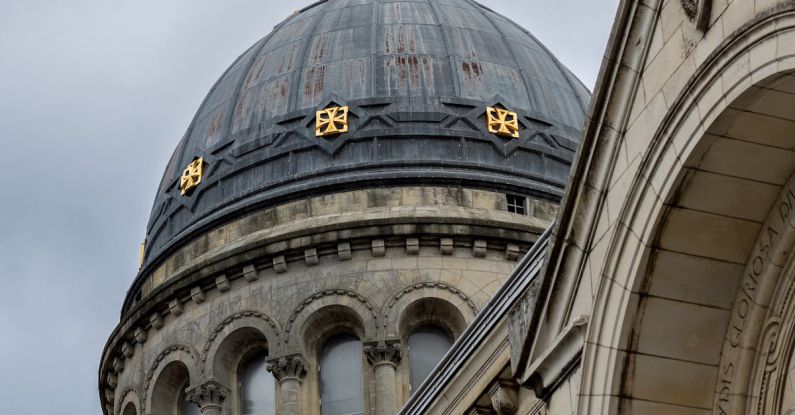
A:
[
  {"xmin": 319, "ymin": 333, "xmax": 364, "ymax": 415},
  {"xmin": 239, "ymin": 353, "xmax": 276, "ymax": 415},
  {"xmin": 408, "ymin": 326, "xmax": 454, "ymax": 393}
]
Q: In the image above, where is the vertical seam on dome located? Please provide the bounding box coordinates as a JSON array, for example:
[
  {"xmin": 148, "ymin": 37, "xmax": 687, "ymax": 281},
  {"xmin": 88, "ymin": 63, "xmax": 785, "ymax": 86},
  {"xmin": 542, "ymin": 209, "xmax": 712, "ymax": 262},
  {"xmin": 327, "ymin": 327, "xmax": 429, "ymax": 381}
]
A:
[
  {"xmin": 176, "ymin": 41, "xmax": 262, "ymax": 170},
  {"xmin": 221, "ymin": 28, "xmax": 278, "ymax": 144},
  {"xmin": 474, "ymin": 1, "xmax": 590, "ymax": 116},
  {"xmin": 370, "ymin": 0, "xmax": 379, "ymax": 98},
  {"xmin": 464, "ymin": 0, "xmax": 535, "ymax": 107},
  {"xmin": 287, "ymin": 2, "xmax": 331, "ymax": 113},
  {"xmin": 427, "ymin": 0, "xmax": 462, "ymax": 97}
]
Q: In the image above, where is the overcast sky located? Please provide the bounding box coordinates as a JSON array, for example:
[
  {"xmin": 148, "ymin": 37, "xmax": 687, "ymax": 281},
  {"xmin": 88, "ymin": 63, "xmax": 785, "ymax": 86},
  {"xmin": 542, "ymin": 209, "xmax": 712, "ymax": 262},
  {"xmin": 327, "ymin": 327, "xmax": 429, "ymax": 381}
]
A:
[{"xmin": 0, "ymin": 0, "xmax": 617, "ymax": 413}]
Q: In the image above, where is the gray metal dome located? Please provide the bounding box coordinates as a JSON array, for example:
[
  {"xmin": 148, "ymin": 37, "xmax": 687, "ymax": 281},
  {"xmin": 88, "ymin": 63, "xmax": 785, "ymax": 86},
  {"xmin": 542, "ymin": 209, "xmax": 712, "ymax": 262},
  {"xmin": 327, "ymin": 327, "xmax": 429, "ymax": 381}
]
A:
[{"xmin": 142, "ymin": 0, "xmax": 590, "ymax": 272}]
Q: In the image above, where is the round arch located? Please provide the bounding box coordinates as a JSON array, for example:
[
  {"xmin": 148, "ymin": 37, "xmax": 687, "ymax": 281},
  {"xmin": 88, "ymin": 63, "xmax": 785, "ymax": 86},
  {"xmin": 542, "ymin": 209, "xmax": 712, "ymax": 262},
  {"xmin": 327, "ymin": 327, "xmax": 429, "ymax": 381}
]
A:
[
  {"xmin": 383, "ymin": 282, "xmax": 477, "ymax": 338},
  {"xmin": 148, "ymin": 361, "xmax": 191, "ymax": 415},
  {"xmin": 115, "ymin": 387, "xmax": 140, "ymax": 415},
  {"xmin": 285, "ymin": 289, "xmax": 378, "ymax": 349},
  {"xmin": 579, "ymin": 5, "xmax": 795, "ymax": 415},
  {"xmin": 143, "ymin": 345, "xmax": 198, "ymax": 415},
  {"xmin": 397, "ymin": 297, "xmax": 469, "ymax": 341},
  {"xmin": 200, "ymin": 310, "xmax": 279, "ymax": 378},
  {"xmin": 121, "ymin": 401, "xmax": 138, "ymax": 415}
]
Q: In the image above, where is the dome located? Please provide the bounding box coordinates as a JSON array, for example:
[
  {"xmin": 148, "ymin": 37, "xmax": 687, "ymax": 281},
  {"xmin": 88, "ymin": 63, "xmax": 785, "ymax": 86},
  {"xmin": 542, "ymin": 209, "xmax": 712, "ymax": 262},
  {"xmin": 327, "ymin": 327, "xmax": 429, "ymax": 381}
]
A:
[{"xmin": 142, "ymin": 0, "xmax": 589, "ymax": 272}]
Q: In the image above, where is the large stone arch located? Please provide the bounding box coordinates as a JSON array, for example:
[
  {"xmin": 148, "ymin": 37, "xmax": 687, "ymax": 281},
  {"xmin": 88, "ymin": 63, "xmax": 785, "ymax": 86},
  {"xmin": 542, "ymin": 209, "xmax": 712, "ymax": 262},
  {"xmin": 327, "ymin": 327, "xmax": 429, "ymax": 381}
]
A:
[
  {"xmin": 579, "ymin": 5, "xmax": 795, "ymax": 414},
  {"xmin": 143, "ymin": 345, "xmax": 198, "ymax": 415}
]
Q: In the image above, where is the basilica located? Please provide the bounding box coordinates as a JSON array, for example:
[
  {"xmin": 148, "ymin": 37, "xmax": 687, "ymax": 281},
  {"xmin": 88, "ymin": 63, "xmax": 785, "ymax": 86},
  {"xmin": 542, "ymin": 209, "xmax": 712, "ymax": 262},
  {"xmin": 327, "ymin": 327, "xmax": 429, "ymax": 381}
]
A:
[{"xmin": 99, "ymin": 0, "xmax": 795, "ymax": 414}]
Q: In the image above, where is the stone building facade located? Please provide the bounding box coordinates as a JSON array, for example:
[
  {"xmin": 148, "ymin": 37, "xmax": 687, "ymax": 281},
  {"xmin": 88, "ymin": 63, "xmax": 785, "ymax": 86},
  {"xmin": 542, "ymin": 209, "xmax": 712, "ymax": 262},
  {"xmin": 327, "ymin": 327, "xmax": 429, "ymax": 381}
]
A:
[
  {"xmin": 103, "ymin": 0, "xmax": 795, "ymax": 414},
  {"xmin": 401, "ymin": 0, "xmax": 795, "ymax": 414},
  {"xmin": 97, "ymin": 1, "xmax": 588, "ymax": 414}
]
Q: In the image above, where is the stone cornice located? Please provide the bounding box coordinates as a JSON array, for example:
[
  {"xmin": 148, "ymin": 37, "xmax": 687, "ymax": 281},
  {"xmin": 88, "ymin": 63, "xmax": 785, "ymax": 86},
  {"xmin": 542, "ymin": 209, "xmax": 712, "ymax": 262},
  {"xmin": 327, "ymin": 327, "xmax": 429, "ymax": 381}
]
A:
[{"xmin": 99, "ymin": 229, "xmax": 537, "ymax": 415}]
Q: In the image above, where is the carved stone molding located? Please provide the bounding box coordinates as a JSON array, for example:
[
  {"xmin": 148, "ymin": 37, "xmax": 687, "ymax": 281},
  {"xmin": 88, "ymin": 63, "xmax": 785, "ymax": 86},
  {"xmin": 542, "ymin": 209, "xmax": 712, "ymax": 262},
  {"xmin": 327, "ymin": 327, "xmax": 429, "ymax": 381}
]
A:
[
  {"xmin": 364, "ymin": 340, "xmax": 402, "ymax": 367},
  {"xmin": 284, "ymin": 289, "xmax": 378, "ymax": 341},
  {"xmin": 143, "ymin": 345, "xmax": 195, "ymax": 391},
  {"xmin": 266, "ymin": 354, "xmax": 308, "ymax": 382},
  {"xmin": 681, "ymin": 0, "xmax": 697, "ymax": 18},
  {"xmin": 114, "ymin": 386, "xmax": 138, "ymax": 415},
  {"xmin": 186, "ymin": 378, "xmax": 228, "ymax": 411},
  {"xmin": 680, "ymin": 0, "xmax": 712, "ymax": 30},
  {"xmin": 199, "ymin": 310, "xmax": 279, "ymax": 372},
  {"xmin": 383, "ymin": 281, "xmax": 478, "ymax": 326},
  {"xmin": 489, "ymin": 381, "xmax": 518, "ymax": 415},
  {"xmin": 142, "ymin": 344, "xmax": 197, "ymax": 413}
]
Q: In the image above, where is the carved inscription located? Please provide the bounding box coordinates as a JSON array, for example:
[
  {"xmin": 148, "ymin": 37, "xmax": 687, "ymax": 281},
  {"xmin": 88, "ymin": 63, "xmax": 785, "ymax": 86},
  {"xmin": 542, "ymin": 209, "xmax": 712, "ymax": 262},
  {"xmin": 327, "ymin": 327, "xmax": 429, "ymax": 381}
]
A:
[{"xmin": 715, "ymin": 187, "xmax": 795, "ymax": 415}]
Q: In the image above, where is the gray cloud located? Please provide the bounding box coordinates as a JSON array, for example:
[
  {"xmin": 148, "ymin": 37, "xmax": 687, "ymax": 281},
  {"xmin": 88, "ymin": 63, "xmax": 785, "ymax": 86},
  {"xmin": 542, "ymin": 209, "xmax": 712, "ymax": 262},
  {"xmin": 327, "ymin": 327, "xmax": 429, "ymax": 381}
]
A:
[{"xmin": 0, "ymin": 0, "xmax": 617, "ymax": 413}]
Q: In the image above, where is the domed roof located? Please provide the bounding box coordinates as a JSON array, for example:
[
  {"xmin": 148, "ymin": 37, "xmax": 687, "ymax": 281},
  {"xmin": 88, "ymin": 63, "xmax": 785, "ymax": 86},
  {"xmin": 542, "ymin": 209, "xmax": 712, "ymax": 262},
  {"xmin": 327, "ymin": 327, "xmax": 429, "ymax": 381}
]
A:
[{"xmin": 142, "ymin": 0, "xmax": 589, "ymax": 272}]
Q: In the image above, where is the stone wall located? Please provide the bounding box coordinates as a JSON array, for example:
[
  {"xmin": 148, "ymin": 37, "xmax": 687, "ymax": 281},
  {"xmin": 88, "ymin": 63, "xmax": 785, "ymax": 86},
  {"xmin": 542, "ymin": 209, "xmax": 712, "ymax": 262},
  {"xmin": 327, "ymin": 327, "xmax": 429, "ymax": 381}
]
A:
[
  {"xmin": 523, "ymin": 1, "xmax": 795, "ymax": 414},
  {"xmin": 99, "ymin": 186, "xmax": 555, "ymax": 415}
]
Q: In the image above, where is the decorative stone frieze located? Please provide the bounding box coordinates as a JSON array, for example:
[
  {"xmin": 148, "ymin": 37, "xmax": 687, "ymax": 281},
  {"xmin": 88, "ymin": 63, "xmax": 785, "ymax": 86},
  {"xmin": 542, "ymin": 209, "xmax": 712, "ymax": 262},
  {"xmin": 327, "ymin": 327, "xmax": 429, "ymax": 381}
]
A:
[
  {"xmin": 168, "ymin": 298, "xmax": 183, "ymax": 316},
  {"xmin": 112, "ymin": 356, "xmax": 124, "ymax": 374},
  {"xmin": 406, "ymin": 237, "xmax": 420, "ymax": 255},
  {"xmin": 266, "ymin": 354, "xmax": 308, "ymax": 381},
  {"xmin": 338, "ymin": 242, "xmax": 352, "ymax": 260},
  {"xmin": 473, "ymin": 239, "xmax": 488, "ymax": 258},
  {"xmin": 215, "ymin": 274, "xmax": 230, "ymax": 292},
  {"xmin": 134, "ymin": 327, "xmax": 147, "ymax": 344},
  {"xmin": 191, "ymin": 286, "xmax": 206, "ymax": 304},
  {"xmin": 304, "ymin": 248, "xmax": 319, "ymax": 266},
  {"xmin": 242, "ymin": 264, "xmax": 258, "ymax": 282},
  {"xmin": 364, "ymin": 340, "xmax": 402, "ymax": 367},
  {"xmin": 441, "ymin": 237, "xmax": 454, "ymax": 255},
  {"xmin": 372, "ymin": 239, "xmax": 386, "ymax": 257},
  {"xmin": 149, "ymin": 312, "xmax": 164, "ymax": 330},
  {"xmin": 273, "ymin": 256, "xmax": 287, "ymax": 274},
  {"xmin": 505, "ymin": 243, "xmax": 520, "ymax": 261},
  {"xmin": 489, "ymin": 381, "xmax": 518, "ymax": 415},
  {"xmin": 106, "ymin": 372, "xmax": 118, "ymax": 388},
  {"xmin": 186, "ymin": 378, "xmax": 228, "ymax": 415},
  {"xmin": 121, "ymin": 342, "xmax": 133, "ymax": 358}
]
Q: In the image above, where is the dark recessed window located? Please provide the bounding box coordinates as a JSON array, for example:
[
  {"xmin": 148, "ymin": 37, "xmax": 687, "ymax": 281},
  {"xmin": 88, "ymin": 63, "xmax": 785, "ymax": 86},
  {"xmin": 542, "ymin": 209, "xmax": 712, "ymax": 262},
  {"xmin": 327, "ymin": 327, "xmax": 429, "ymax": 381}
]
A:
[
  {"xmin": 320, "ymin": 334, "xmax": 364, "ymax": 415},
  {"xmin": 408, "ymin": 326, "xmax": 454, "ymax": 394},
  {"xmin": 506, "ymin": 194, "xmax": 527, "ymax": 215}
]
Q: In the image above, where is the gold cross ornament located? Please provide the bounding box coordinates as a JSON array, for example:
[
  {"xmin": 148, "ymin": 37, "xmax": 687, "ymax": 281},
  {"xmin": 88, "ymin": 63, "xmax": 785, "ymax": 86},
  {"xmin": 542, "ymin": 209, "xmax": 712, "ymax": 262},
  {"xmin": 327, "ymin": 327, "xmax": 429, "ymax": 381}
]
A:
[
  {"xmin": 486, "ymin": 107, "xmax": 520, "ymax": 138},
  {"xmin": 316, "ymin": 106, "xmax": 349, "ymax": 137},
  {"xmin": 180, "ymin": 157, "xmax": 204, "ymax": 195}
]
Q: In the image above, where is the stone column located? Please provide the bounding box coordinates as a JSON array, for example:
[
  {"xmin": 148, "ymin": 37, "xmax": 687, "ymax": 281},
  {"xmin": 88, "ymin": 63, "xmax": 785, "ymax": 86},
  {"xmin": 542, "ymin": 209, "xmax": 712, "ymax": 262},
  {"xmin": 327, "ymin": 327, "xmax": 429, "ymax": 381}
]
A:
[
  {"xmin": 186, "ymin": 378, "xmax": 228, "ymax": 415},
  {"xmin": 364, "ymin": 340, "xmax": 402, "ymax": 415},
  {"xmin": 266, "ymin": 354, "xmax": 308, "ymax": 415}
]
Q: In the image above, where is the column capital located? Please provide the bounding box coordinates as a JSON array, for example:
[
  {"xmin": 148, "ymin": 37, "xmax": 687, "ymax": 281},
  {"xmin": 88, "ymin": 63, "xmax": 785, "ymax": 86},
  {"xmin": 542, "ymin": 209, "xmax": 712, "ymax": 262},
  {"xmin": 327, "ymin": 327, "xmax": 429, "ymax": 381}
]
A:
[
  {"xmin": 364, "ymin": 340, "xmax": 402, "ymax": 367},
  {"xmin": 186, "ymin": 378, "xmax": 228, "ymax": 411},
  {"xmin": 266, "ymin": 353, "xmax": 308, "ymax": 382}
]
